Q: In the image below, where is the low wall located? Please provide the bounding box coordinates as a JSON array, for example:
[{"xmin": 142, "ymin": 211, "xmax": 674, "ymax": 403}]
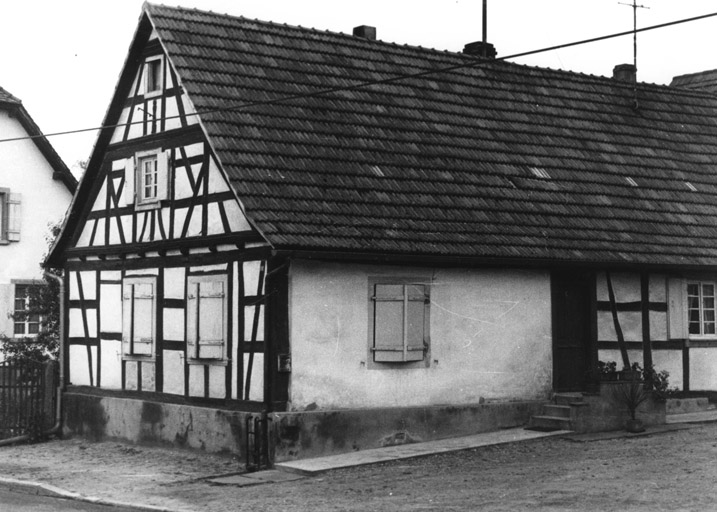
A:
[
  {"xmin": 62, "ymin": 390, "xmax": 252, "ymax": 457},
  {"xmin": 63, "ymin": 389, "xmax": 543, "ymax": 463},
  {"xmin": 572, "ymin": 382, "xmax": 666, "ymax": 433},
  {"xmin": 272, "ymin": 401, "xmax": 544, "ymax": 462}
]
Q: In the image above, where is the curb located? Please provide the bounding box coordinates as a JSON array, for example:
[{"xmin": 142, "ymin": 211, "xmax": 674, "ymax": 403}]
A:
[{"xmin": 0, "ymin": 477, "xmax": 175, "ymax": 512}]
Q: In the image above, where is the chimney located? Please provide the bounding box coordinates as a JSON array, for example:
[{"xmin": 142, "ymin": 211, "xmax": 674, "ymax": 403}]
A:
[
  {"xmin": 613, "ymin": 63, "xmax": 637, "ymax": 83},
  {"xmin": 353, "ymin": 25, "xmax": 376, "ymax": 40},
  {"xmin": 462, "ymin": 41, "xmax": 497, "ymax": 59}
]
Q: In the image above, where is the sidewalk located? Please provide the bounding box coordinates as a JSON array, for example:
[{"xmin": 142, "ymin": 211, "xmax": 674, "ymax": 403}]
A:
[{"xmin": 0, "ymin": 411, "xmax": 713, "ymax": 511}]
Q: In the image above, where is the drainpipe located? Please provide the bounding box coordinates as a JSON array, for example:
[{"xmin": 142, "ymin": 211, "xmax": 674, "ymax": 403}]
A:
[{"xmin": 0, "ymin": 272, "xmax": 64, "ymax": 446}]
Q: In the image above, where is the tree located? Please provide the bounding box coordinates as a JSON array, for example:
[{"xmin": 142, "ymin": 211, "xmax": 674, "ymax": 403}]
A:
[{"xmin": 0, "ymin": 224, "xmax": 62, "ymax": 363}]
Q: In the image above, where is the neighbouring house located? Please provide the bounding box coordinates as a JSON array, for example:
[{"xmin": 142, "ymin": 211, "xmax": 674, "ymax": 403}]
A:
[
  {"xmin": 0, "ymin": 87, "xmax": 76, "ymax": 349},
  {"xmin": 45, "ymin": 3, "xmax": 717, "ymax": 462}
]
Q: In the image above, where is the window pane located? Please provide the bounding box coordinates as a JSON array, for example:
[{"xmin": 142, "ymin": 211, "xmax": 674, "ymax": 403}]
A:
[
  {"xmin": 687, "ymin": 283, "xmax": 699, "ymax": 296},
  {"xmin": 689, "ymin": 322, "xmax": 701, "ymax": 335},
  {"xmin": 705, "ymin": 323, "xmax": 716, "ymax": 335},
  {"xmin": 704, "ymin": 309, "xmax": 715, "ymax": 323},
  {"xmin": 703, "ymin": 284, "xmax": 715, "ymax": 297},
  {"xmin": 14, "ymin": 323, "xmax": 25, "ymax": 335}
]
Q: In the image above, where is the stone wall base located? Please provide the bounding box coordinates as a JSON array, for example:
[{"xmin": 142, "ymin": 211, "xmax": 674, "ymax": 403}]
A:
[{"xmin": 62, "ymin": 390, "xmax": 544, "ymax": 463}]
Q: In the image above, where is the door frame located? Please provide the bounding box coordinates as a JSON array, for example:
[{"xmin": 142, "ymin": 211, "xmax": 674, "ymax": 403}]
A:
[{"xmin": 551, "ymin": 270, "xmax": 598, "ymax": 392}]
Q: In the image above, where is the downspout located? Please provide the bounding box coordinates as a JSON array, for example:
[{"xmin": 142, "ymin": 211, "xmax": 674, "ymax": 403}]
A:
[{"xmin": 0, "ymin": 272, "xmax": 64, "ymax": 446}]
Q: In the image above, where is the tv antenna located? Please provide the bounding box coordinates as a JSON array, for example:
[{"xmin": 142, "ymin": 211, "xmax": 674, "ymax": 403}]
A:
[{"xmin": 619, "ymin": 0, "xmax": 649, "ymax": 108}]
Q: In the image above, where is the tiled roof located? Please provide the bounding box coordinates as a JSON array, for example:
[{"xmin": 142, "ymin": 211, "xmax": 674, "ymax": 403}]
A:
[
  {"xmin": 670, "ymin": 69, "xmax": 717, "ymax": 94},
  {"xmin": 0, "ymin": 86, "xmax": 21, "ymax": 105},
  {"xmin": 146, "ymin": 4, "xmax": 717, "ymax": 267}
]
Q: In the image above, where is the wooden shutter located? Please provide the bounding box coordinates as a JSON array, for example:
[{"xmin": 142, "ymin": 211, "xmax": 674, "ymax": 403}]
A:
[
  {"xmin": 187, "ymin": 277, "xmax": 226, "ymax": 360},
  {"xmin": 6, "ymin": 193, "xmax": 21, "ymax": 241},
  {"xmin": 667, "ymin": 278, "xmax": 685, "ymax": 339},
  {"xmin": 124, "ymin": 157, "xmax": 135, "ymax": 205},
  {"xmin": 373, "ymin": 283, "xmax": 427, "ymax": 363},
  {"xmin": 122, "ymin": 280, "xmax": 155, "ymax": 356},
  {"xmin": 156, "ymin": 150, "xmax": 171, "ymax": 201}
]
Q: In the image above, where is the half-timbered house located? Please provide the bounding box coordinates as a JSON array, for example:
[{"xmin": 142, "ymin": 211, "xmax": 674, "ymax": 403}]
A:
[
  {"xmin": 0, "ymin": 87, "xmax": 76, "ymax": 346},
  {"xmin": 46, "ymin": 4, "xmax": 717, "ymax": 462}
]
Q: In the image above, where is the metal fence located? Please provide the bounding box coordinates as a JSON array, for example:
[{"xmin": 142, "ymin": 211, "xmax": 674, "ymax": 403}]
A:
[{"xmin": 0, "ymin": 360, "xmax": 57, "ymax": 440}]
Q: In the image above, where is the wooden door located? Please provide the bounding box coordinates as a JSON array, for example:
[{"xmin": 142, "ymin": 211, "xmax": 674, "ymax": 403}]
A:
[{"xmin": 552, "ymin": 272, "xmax": 593, "ymax": 392}]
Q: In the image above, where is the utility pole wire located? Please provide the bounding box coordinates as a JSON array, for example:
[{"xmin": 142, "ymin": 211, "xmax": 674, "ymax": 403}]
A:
[{"xmin": 1, "ymin": 10, "xmax": 716, "ymax": 146}]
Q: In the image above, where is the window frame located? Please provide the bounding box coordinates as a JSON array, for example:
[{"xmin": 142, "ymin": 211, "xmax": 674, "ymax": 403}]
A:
[
  {"xmin": 686, "ymin": 280, "xmax": 717, "ymax": 338},
  {"xmin": 133, "ymin": 149, "xmax": 169, "ymax": 210},
  {"xmin": 186, "ymin": 274, "xmax": 229, "ymax": 365},
  {"xmin": 367, "ymin": 277, "xmax": 431, "ymax": 369},
  {"xmin": 12, "ymin": 282, "xmax": 42, "ymax": 338},
  {"xmin": 0, "ymin": 188, "xmax": 20, "ymax": 244},
  {"xmin": 143, "ymin": 56, "xmax": 164, "ymax": 98},
  {"xmin": 122, "ymin": 276, "xmax": 157, "ymax": 361}
]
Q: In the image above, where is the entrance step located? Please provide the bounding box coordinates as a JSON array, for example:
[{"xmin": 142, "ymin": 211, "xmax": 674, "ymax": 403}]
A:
[{"xmin": 526, "ymin": 393, "xmax": 587, "ymax": 432}]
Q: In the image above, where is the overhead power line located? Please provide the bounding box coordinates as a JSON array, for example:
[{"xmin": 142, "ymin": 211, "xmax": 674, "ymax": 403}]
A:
[{"xmin": 1, "ymin": 10, "xmax": 716, "ymax": 146}]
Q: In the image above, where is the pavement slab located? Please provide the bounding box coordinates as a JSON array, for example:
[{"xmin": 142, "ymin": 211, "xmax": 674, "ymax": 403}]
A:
[{"xmin": 275, "ymin": 427, "xmax": 572, "ymax": 475}]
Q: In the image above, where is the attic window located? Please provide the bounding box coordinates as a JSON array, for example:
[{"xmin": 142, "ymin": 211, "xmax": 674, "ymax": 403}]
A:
[
  {"xmin": 529, "ymin": 167, "xmax": 551, "ymax": 179},
  {"xmin": 685, "ymin": 182, "xmax": 698, "ymax": 192},
  {"xmin": 625, "ymin": 177, "xmax": 638, "ymax": 187},
  {"xmin": 144, "ymin": 56, "xmax": 163, "ymax": 97}
]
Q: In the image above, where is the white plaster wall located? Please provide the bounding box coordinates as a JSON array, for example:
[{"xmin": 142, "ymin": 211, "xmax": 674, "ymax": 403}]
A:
[
  {"xmin": 690, "ymin": 348, "xmax": 717, "ymax": 390},
  {"xmin": 288, "ymin": 260, "xmax": 553, "ymax": 410},
  {"xmin": 0, "ymin": 111, "xmax": 73, "ymax": 337}
]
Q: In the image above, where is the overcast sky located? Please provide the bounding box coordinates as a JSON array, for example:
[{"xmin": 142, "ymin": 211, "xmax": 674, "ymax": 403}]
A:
[{"xmin": 1, "ymin": 0, "xmax": 716, "ymax": 175}]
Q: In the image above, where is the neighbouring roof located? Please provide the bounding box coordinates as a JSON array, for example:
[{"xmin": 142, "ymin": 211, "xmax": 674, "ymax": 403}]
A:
[
  {"xmin": 57, "ymin": 3, "xmax": 717, "ymax": 268},
  {"xmin": 0, "ymin": 86, "xmax": 77, "ymax": 193},
  {"xmin": 670, "ymin": 69, "xmax": 717, "ymax": 94}
]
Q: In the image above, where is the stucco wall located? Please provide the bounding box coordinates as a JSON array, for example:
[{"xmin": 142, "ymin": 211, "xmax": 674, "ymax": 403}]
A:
[
  {"xmin": 0, "ymin": 110, "xmax": 73, "ymax": 339},
  {"xmin": 288, "ymin": 260, "xmax": 553, "ymax": 410}
]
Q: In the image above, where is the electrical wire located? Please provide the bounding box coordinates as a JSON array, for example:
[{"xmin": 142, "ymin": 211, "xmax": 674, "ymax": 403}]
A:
[{"xmin": 1, "ymin": 10, "xmax": 716, "ymax": 146}]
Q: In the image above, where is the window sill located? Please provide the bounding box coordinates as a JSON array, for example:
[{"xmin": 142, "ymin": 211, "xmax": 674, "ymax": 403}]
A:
[
  {"xmin": 135, "ymin": 200, "xmax": 162, "ymax": 212},
  {"xmin": 187, "ymin": 358, "xmax": 228, "ymax": 367},
  {"xmin": 123, "ymin": 355, "xmax": 156, "ymax": 362}
]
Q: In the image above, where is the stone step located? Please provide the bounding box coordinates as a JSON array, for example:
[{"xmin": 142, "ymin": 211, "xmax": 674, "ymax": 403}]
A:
[
  {"xmin": 543, "ymin": 404, "xmax": 571, "ymax": 418},
  {"xmin": 528, "ymin": 415, "xmax": 571, "ymax": 431},
  {"xmin": 553, "ymin": 393, "xmax": 584, "ymax": 406},
  {"xmin": 666, "ymin": 397, "xmax": 715, "ymax": 415}
]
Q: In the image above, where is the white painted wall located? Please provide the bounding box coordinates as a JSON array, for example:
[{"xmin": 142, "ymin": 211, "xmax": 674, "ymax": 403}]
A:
[
  {"xmin": 288, "ymin": 260, "xmax": 553, "ymax": 410},
  {"xmin": 0, "ymin": 110, "xmax": 73, "ymax": 339}
]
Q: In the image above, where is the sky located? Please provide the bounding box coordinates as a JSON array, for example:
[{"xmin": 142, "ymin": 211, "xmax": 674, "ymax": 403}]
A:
[{"xmin": 0, "ymin": 0, "xmax": 716, "ymax": 176}]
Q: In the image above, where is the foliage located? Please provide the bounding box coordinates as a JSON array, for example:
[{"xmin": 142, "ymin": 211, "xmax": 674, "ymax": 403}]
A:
[
  {"xmin": 612, "ymin": 379, "xmax": 652, "ymax": 420},
  {"xmin": 0, "ymin": 223, "xmax": 62, "ymax": 363},
  {"xmin": 632, "ymin": 362, "xmax": 679, "ymax": 400},
  {"xmin": 597, "ymin": 360, "xmax": 617, "ymax": 374}
]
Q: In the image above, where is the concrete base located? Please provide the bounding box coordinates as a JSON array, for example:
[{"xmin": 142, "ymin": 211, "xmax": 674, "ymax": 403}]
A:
[
  {"xmin": 570, "ymin": 381, "xmax": 666, "ymax": 433},
  {"xmin": 272, "ymin": 401, "xmax": 544, "ymax": 462},
  {"xmin": 62, "ymin": 390, "xmax": 544, "ymax": 463},
  {"xmin": 63, "ymin": 390, "xmax": 252, "ymax": 457}
]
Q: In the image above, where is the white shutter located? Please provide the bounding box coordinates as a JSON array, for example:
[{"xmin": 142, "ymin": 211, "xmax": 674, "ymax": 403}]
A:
[
  {"xmin": 667, "ymin": 278, "xmax": 685, "ymax": 340},
  {"xmin": 186, "ymin": 277, "xmax": 226, "ymax": 360},
  {"xmin": 197, "ymin": 281, "xmax": 225, "ymax": 359},
  {"xmin": 186, "ymin": 282, "xmax": 199, "ymax": 359},
  {"xmin": 7, "ymin": 193, "xmax": 21, "ymax": 242},
  {"xmin": 122, "ymin": 284, "xmax": 133, "ymax": 355},
  {"xmin": 132, "ymin": 283, "xmax": 154, "ymax": 355},
  {"xmin": 124, "ymin": 157, "xmax": 135, "ymax": 205},
  {"xmin": 156, "ymin": 150, "xmax": 171, "ymax": 201}
]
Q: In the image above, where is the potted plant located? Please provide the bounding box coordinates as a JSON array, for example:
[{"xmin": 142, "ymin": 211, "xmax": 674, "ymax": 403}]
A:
[
  {"xmin": 612, "ymin": 375, "xmax": 651, "ymax": 433},
  {"xmin": 597, "ymin": 360, "xmax": 618, "ymax": 381}
]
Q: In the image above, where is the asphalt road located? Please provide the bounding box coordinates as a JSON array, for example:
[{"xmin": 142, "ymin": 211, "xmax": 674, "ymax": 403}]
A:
[{"xmin": 0, "ymin": 487, "xmax": 142, "ymax": 511}]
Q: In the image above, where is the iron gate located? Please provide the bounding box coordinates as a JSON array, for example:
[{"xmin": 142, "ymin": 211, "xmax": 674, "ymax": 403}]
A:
[{"xmin": 0, "ymin": 360, "xmax": 57, "ymax": 440}]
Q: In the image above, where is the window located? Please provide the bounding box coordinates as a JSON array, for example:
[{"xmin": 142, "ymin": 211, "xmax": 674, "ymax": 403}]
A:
[
  {"xmin": 122, "ymin": 277, "xmax": 156, "ymax": 358},
  {"xmin": 13, "ymin": 284, "xmax": 40, "ymax": 337},
  {"xmin": 144, "ymin": 57, "xmax": 163, "ymax": 96},
  {"xmin": 0, "ymin": 188, "xmax": 21, "ymax": 242},
  {"xmin": 187, "ymin": 275, "xmax": 228, "ymax": 362},
  {"xmin": 139, "ymin": 154, "xmax": 158, "ymax": 201},
  {"xmin": 128, "ymin": 150, "xmax": 170, "ymax": 208},
  {"xmin": 369, "ymin": 279, "xmax": 430, "ymax": 366},
  {"xmin": 687, "ymin": 282, "xmax": 717, "ymax": 336}
]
